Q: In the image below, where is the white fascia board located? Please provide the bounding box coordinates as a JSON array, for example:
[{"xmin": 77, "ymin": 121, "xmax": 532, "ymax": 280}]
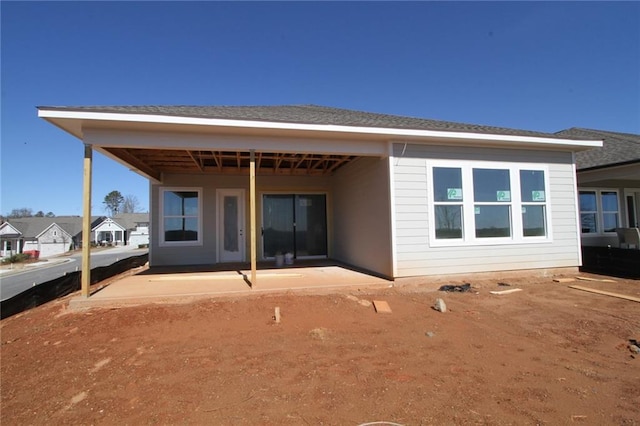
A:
[
  {"xmin": 84, "ymin": 128, "xmax": 389, "ymax": 157},
  {"xmin": 0, "ymin": 222, "xmax": 22, "ymax": 236},
  {"xmin": 38, "ymin": 109, "xmax": 603, "ymax": 150},
  {"xmin": 92, "ymin": 218, "xmax": 126, "ymax": 232}
]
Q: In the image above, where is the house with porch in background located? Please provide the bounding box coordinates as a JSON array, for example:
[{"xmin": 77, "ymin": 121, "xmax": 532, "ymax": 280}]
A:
[
  {"xmin": 92, "ymin": 213, "xmax": 150, "ymax": 246},
  {"xmin": 38, "ymin": 105, "xmax": 601, "ymax": 285},
  {"xmin": 556, "ymin": 128, "xmax": 640, "ymax": 247}
]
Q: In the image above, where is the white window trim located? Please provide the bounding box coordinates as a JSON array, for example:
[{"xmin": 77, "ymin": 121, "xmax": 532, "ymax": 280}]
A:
[
  {"xmin": 427, "ymin": 160, "xmax": 553, "ymax": 247},
  {"xmin": 159, "ymin": 187, "xmax": 203, "ymax": 247},
  {"xmin": 579, "ymin": 188, "xmax": 620, "ymax": 237}
]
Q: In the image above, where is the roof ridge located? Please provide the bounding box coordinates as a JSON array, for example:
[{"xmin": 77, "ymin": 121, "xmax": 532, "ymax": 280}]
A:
[{"xmin": 560, "ymin": 127, "xmax": 640, "ymax": 140}]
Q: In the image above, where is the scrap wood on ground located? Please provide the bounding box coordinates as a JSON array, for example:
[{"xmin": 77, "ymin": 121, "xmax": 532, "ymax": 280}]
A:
[{"xmin": 568, "ymin": 285, "xmax": 640, "ymax": 303}]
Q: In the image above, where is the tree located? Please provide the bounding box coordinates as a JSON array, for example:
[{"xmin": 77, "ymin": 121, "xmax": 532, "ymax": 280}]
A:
[
  {"xmin": 122, "ymin": 194, "xmax": 140, "ymax": 214},
  {"xmin": 103, "ymin": 190, "xmax": 124, "ymax": 217},
  {"xmin": 8, "ymin": 208, "xmax": 33, "ymax": 218},
  {"xmin": 45, "ymin": 212, "xmax": 55, "ymax": 218},
  {"xmin": 35, "ymin": 211, "xmax": 45, "ymax": 217}
]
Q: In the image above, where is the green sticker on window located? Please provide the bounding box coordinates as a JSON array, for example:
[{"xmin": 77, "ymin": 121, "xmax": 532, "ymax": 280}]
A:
[
  {"xmin": 474, "ymin": 207, "xmax": 481, "ymax": 215},
  {"xmin": 447, "ymin": 188, "xmax": 463, "ymax": 200},
  {"xmin": 532, "ymin": 190, "xmax": 545, "ymax": 201},
  {"xmin": 496, "ymin": 190, "xmax": 511, "ymax": 202}
]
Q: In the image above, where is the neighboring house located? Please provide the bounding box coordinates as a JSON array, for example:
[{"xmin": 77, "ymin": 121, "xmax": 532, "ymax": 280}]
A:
[
  {"xmin": 38, "ymin": 105, "xmax": 601, "ymax": 279},
  {"xmin": 92, "ymin": 217, "xmax": 127, "ymax": 245},
  {"xmin": 0, "ymin": 222, "xmax": 23, "ymax": 257},
  {"xmin": 113, "ymin": 213, "xmax": 150, "ymax": 247},
  {"xmin": 93, "ymin": 213, "xmax": 150, "ymax": 246},
  {"xmin": 556, "ymin": 128, "xmax": 640, "ymax": 247},
  {"xmin": 0, "ymin": 216, "xmax": 105, "ymax": 258}
]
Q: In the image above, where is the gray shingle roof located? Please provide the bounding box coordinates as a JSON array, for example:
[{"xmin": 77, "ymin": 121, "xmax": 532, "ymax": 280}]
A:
[
  {"xmin": 6, "ymin": 216, "xmax": 105, "ymax": 239},
  {"xmin": 555, "ymin": 128, "xmax": 640, "ymax": 170},
  {"xmin": 113, "ymin": 213, "xmax": 149, "ymax": 231},
  {"xmin": 39, "ymin": 104, "xmax": 581, "ymax": 140}
]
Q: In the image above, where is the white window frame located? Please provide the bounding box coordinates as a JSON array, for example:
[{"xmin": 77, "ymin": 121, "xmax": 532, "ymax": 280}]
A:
[
  {"xmin": 579, "ymin": 188, "xmax": 620, "ymax": 237},
  {"xmin": 427, "ymin": 160, "xmax": 552, "ymax": 247},
  {"xmin": 159, "ymin": 187, "xmax": 203, "ymax": 247}
]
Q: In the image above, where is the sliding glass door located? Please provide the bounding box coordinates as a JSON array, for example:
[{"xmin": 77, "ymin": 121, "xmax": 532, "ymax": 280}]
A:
[{"xmin": 262, "ymin": 194, "xmax": 327, "ymax": 259}]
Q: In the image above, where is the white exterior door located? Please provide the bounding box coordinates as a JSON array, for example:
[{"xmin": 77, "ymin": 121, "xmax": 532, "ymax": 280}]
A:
[{"xmin": 217, "ymin": 189, "xmax": 245, "ymax": 262}]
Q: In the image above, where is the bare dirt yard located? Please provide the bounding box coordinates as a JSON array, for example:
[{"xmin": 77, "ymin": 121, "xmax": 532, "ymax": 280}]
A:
[{"xmin": 2, "ymin": 273, "xmax": 639, "ymax": 425}]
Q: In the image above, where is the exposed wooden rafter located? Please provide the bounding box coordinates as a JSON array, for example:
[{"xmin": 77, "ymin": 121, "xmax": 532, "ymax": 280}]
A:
[
  {"xmin": 187, "ymin": 150, "xmax": 204, "ymax": 172},
  {"xmin": 107, "ymin": 148, "xmax": 357, "ymax": 177}
]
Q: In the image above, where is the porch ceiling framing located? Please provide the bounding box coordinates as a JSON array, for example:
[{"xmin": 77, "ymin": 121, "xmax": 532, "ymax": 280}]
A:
[{"xmin": 102, "ymin": 147, "xmax": 358, "ymax": 177}]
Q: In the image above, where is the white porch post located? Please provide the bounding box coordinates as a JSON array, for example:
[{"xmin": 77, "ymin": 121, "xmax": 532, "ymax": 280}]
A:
[
  {"xmin": 81, "ymin": 144, "xmax": 93, "ymax": 297},
  {"xmin": 250, "ymin": 149, "xmax": 257, "ymax": 288}
]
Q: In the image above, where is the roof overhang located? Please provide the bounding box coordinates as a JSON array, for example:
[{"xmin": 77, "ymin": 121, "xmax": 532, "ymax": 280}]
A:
[
  {"xmin": 38, "ymin": 108, "xmax": 603, "ymax": 182},
  {"xmin": 38, "ymin": 108, "xmax": 602, "ymax": 148},
  {"xmin": 577, "ymin": 160, "xmax": 640, "ymax": 186}
]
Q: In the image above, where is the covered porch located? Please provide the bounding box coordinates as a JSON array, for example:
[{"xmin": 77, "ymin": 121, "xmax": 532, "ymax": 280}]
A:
[
  {"xmin": 38, "ymin": 106, "xmax": 395, "ymax": 298},
  {"xmin": 69, "ymin": 259, "xmax": 392, "ymax": 310}
]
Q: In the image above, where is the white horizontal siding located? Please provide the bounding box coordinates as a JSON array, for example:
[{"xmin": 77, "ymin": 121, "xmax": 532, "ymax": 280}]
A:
[{"xmin": 392, "ymin": 143, "xmax": 581, "ymax": 277}]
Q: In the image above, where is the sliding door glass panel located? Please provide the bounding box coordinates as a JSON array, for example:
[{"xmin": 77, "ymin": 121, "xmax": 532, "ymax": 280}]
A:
[
  {"xmin": 295, "ymin": 195, "xmax": 327, "ymax": 256},
  {"xmin": 262, "ymin": 195, "xmax": 294, "ymax": 257}
]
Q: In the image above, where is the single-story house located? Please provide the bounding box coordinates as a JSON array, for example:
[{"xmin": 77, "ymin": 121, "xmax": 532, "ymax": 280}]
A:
[
  {"xmin": 88, "ymin": 213, "xmax": 150, "ymax": 246},
  {"xmin": 92, "ymin": 217, "xmax": 127, "ymax": 245},
  {"xmin": 0, "ymin": 216, "xmax": 105, "ymax": 258},
  {"xmin": 556, "ymin": 128, "xmax": 640, "ymax": 247},
  {"xmin": 38, "ymin": 105, "xmax": 601, "ymax": 283}
]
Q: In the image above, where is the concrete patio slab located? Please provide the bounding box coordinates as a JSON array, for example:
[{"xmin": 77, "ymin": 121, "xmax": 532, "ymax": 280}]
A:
[{"xmin": 69, "ymin": 262, "xmax": 393, "ymax": 310}]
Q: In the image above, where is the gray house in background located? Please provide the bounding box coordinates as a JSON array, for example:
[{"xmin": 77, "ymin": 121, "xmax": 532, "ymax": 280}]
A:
[
  {"xmin": 39, "ymin": 105, "xmax": 600, "ymax": 280},
  {"xmin": 556, "ymin": 128, "xmax": 640, "ymax": 248},
  {"xmin": 0, "ymin": 216, "xmax": 105, "ymax": 258}
]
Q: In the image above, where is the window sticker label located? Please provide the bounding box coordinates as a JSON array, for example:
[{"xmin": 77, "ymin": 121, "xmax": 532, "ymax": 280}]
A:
[
  {"xmin": 474, "ymin": 207, "xmax": 481, "ymax": 215},
  {"xmin": 447, "ymin": 188, "xmax": 463, "ymax": 200},
  {"xmin": 496, "ymin": 190, "xmax": 511, "ymax": 202},
  {"xmin": 532, "ymin": 190, "xmax": 545, "ymax": 202},
  {"xmin": 522, "ymin": 207, "xmax": 527, "ymax": 213}
]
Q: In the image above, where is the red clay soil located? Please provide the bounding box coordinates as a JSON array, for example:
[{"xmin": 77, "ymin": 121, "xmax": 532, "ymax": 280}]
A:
[{"xmin": 2, "ymin": 274, "xmax": 639, "ymax": 425}]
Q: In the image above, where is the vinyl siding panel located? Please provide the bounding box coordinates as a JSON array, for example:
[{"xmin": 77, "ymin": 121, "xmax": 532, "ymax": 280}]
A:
[{"xmin": 392, "ymin": 143, "xmax": 581, "ymax": 277}]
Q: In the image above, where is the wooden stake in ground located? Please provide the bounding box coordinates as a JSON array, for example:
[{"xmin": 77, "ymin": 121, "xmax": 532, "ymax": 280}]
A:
[{"xmin": 274, "ymin": 307, "xmax": 281, "ymax": 323}]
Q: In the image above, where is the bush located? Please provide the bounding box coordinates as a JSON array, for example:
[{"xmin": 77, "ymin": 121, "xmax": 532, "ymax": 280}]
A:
[{"xmin": 2, "ymin": 253, "xmax": 32, "ymax": 264}]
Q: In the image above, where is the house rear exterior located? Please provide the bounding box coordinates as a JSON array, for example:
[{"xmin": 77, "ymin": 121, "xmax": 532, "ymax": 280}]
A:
[{"xmin": 38, "ymin": 105, "xmax": 600, "ymax": 280}]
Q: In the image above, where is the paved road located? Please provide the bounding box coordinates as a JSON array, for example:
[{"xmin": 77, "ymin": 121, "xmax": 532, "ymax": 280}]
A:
[{"xmin": 0, "ymin": 247, "xmax": 148, "ymax": 301}]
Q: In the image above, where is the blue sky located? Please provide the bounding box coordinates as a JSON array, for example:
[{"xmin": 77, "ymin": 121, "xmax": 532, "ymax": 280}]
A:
[{"xmin": 2, "ymin": 1, "xmax": 639, "ymax": 216}]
